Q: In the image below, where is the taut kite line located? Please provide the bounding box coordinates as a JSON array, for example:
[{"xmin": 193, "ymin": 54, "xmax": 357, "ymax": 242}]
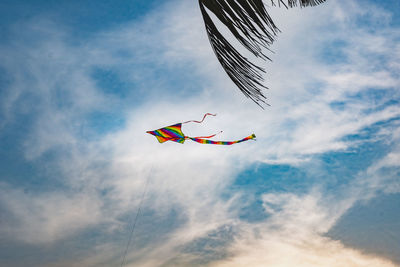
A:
[
  {"xmin": 198, "ymin": 0, "xmax": 327, "ymax": 106},
  {"xmin": 146, "ymin": 113, "xmax": 256, "ymax": 145}
]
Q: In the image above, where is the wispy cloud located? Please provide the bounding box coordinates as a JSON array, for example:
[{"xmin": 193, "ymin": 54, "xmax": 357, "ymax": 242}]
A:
[
  {"xmin": 0, "ymin": 184, "xmax": 103, "ymax": 244},
  {"xmin": 0, "ymin": 0, "xmax": 399, "ymax": 266},
  {"xmin": 212, "ymin": 193, "xmax": 398, "ymax": 267}
]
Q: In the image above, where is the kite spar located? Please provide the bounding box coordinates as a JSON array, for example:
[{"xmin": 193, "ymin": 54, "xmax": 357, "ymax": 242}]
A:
[{"xmin": 146, "ymin": 113, "xmax": 256, "ymax": 145}]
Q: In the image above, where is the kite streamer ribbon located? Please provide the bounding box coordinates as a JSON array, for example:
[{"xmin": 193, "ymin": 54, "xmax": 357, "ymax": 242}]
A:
[
  {"xmin": 183, "ymin": 113, "xmax": 216, "ymax": 124},
  {"xmin": 188, "ymin": 134, "xmax": 256, "ymax": 145}
]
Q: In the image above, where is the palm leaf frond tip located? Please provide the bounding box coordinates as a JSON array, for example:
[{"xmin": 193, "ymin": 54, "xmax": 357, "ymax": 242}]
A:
[{"xmin": 199, "ymin": 0, "xmax": 327, "ymax": 106}]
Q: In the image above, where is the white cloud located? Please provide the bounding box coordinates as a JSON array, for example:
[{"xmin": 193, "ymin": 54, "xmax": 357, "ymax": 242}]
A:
[
  {"xmin": 209, "ymin": 172, "xmax": 399, "ymax": 267},
  {"xmin": 212, "ymin": 205, "xmax": 398, "ymax": 267},
  {"xmin": 0, "ymin": 184, "xmax": 103, "ymax": 244},
  {"xmin": 0, "ymin": 0, "xmax": 399, "ymax": 266}
]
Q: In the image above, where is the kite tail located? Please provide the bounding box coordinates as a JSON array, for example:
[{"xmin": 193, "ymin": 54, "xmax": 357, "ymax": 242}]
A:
[
  {"xmin": 183, "ymin": 113, "xmax": 216, "ymax": 124},
  {"xmin": 188, "ymin": 134, "xmax": 256, "ymax": 145}
]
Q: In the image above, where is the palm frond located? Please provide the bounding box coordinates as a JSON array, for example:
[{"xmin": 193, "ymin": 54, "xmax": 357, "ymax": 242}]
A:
[
  {"xmin": 271, "ymin": 0, "xmax": 326, "ymax": 7},
  {"xmin": 199, "ymin": 0, "xmax": 327, "ymax": 106}
]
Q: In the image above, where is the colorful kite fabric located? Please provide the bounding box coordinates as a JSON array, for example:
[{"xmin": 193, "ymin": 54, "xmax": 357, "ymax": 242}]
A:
[
  {"xmin": 146, "ymin": 123, "xmax": 186, "ymax": 144},
  {"xmin": 188, "ymin": 134, "xmax": 256, "ymax": 145},
  {"xmin": 146, "ymin": 113, "xmax": 256, "ymax": 145}
]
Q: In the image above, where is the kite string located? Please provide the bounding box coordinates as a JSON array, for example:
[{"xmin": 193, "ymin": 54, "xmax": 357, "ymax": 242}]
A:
[
  {"xmin": 189, "ymin": 130, "xmax": 223, "ymax": 139},
  {"xmin": 182, "ymin": 113, "xmax": 216, "ymax": 124},
  {"xmin": 120, "ymin": 168, "xmax": 152, "ymax": 267}
]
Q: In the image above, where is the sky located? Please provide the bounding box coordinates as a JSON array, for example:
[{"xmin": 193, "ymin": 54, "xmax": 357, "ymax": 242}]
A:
[{"xmin": 0, "ymin": 0, "xmax": 399, "ymax": 266}]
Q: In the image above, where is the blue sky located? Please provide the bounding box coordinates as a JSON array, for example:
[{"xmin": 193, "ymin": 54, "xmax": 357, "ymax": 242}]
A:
[{"xmin": 0, "ymin": 0, "xmax": 400, "ymax": 266}]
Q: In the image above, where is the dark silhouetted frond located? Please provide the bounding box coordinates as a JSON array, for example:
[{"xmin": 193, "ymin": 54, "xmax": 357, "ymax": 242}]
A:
[{"xmin": 199, "ymin": 0, "xmax": 327, "ymax": 106}]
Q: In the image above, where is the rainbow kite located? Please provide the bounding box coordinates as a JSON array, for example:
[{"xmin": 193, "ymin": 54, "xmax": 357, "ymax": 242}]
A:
[{"xmin": 146, "ymin": 113, "xmax": 256, "ymax": 145}]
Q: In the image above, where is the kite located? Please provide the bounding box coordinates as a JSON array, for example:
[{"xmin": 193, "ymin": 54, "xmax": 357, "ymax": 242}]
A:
[{"xmin": 146, "ymin": 113, "xmax": 256, "ymax": 145}]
